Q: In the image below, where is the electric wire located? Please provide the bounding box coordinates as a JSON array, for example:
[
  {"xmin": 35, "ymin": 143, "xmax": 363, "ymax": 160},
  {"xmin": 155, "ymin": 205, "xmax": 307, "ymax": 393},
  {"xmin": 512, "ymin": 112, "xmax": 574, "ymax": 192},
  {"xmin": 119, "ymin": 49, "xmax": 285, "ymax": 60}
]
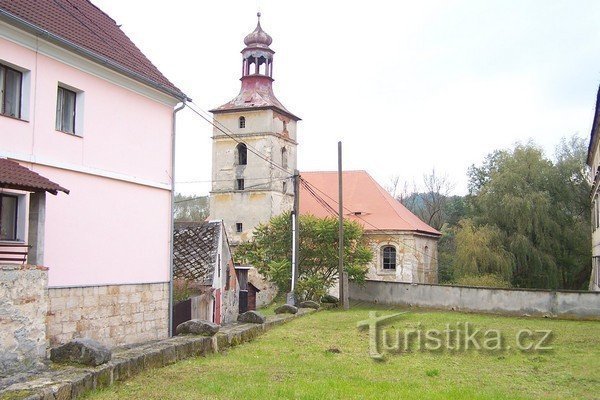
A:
[{"xmin": 300, "ymin": 177, "xmax": 441, "ymax": 269}]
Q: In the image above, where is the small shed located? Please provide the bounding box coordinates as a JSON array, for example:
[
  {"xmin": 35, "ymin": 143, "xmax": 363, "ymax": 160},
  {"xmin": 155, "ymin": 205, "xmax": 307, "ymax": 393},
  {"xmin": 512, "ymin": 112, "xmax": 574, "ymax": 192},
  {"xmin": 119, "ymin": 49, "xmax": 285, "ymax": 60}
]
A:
[{"xmin": 235, "ymin": 265, "xmax": 260, "ymax": 312}]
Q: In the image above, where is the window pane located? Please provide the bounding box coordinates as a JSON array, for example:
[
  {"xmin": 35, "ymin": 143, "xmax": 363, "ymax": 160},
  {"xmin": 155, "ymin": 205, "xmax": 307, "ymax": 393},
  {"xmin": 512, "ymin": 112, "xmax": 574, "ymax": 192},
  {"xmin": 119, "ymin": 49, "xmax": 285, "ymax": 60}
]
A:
[
  {"xmin": 382, "ymin": 246, "xmax": 396, "ymax": 269},
  {"xmin": 0, "ymin": 196, "xmax": 18, "ymax": 241},
  {"xmin": 4, "ymin": 68, "xmax": 21, "ymax": 118},
  {"xmin": 56, "ymin": 87, "xmax": 76, "ymax": 133}
]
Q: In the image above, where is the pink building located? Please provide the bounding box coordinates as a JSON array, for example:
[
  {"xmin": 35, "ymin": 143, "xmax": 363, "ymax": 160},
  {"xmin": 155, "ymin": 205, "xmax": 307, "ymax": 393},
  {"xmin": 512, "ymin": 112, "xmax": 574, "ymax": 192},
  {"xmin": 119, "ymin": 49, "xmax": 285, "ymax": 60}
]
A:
[{"xmin": 0, "ymin": 0, "xmax": 187, "ymax": 346}]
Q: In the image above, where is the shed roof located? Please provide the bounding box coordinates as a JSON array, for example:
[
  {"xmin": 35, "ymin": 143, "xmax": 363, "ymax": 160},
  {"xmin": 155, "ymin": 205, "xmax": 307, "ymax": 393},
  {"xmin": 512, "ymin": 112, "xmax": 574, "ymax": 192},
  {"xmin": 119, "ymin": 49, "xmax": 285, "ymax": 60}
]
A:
[
  {"xmin": 0, "ymin": 0, "xmax": 186, "ymax": 100},
  {"xmin": 0, "ymin": 158, "xmax": 69, "ymax": 195},
  {"xmin": 300, "ymin": 170, "xmax": 441, "ymax": 237},
  {"xmin": 173, "ymin": 221, "xmax": 220, "ymax": 285}
]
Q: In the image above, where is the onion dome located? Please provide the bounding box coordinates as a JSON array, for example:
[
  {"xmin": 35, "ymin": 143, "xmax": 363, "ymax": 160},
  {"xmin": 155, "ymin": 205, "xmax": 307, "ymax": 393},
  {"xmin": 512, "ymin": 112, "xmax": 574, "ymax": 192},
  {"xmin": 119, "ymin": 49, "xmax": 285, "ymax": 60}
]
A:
[{"xmin": 243, "ymin": 12, "xmax": 272, "ymax": 48}]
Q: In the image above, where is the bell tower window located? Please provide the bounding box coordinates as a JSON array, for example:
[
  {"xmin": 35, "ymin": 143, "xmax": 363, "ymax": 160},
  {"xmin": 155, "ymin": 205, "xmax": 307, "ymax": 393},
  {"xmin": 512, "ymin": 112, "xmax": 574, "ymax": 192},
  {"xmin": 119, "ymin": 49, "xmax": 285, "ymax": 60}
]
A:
[
  {"xmin": 281, "ymin": 147, "xmax": 288, "ymax": 169},
  {"xmin": 239, "ymin": 116, "xmax": 246, "ymax": 128},
  {"xmin": 236, "ymin": 143, "xmax": 247, "ymax": 165}
]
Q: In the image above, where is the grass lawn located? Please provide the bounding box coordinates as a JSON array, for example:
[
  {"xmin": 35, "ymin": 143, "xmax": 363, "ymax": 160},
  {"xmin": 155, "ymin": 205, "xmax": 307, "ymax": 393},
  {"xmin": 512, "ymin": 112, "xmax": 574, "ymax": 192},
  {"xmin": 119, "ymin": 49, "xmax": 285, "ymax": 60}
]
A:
[{"xmin": 86, "ymin": 303, "xmax": 600, "ymax": 399}]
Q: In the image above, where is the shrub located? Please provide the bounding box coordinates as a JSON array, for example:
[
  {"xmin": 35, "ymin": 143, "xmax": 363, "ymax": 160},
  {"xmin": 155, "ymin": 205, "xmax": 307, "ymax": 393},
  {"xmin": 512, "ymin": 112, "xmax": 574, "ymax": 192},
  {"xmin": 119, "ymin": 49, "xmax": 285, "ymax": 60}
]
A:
[{"xmin": 453, "ymin": 274, "xmax": 511, "ymax": 288}]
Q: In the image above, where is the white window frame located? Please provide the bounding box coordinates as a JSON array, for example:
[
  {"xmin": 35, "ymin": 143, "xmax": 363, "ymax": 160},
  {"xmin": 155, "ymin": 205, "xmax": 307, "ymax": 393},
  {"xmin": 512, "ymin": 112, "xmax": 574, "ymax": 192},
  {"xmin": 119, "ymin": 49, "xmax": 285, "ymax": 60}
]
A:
[
  {"xmin": 56, "ymin": 82, "xmax": 84, "ymax": 136},
  {"xmin": 0, "ymin": 190, "xmax": 28, "ymax": 244},
  {"xmin": 0, "ymin": 60, "xmax": 30, "ymax": 121},
  {"xmin": 381, "ymin": 245, "xmax": 397, "ymax": 271}
]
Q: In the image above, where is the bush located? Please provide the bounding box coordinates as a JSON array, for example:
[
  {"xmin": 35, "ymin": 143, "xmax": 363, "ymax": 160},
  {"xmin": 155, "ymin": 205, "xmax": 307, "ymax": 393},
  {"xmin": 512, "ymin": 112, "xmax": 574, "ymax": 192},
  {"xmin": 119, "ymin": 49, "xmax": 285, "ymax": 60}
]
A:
[{"xmin": 453, "ymin": 274, "xmax": 511, "ymax": 288}]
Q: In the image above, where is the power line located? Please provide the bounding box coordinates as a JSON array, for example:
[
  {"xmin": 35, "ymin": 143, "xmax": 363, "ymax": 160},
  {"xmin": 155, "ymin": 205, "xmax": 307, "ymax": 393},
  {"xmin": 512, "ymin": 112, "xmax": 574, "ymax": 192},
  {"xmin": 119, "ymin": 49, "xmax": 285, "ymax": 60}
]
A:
[
  {"xmin": 175, "ymin": 176, "xmax": 292, "ymax": 203},
  {"xmin": 185, "ymin": 101, "xmax": 294, "ymax": 176},
  {"xmin": 177, "ymin": 176, "xmax": 292, "ymax": 184},
  {"xmin": 300, "ymin": 177, "xmax": 441, "ymax": 268}
]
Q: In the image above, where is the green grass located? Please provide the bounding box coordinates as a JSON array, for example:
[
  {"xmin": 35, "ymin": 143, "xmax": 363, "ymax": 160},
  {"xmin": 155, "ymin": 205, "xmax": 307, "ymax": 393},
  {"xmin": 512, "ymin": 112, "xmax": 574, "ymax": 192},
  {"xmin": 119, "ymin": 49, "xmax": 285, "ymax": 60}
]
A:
[{"xmin": 86, "ymin": 303, "xmax": 600, "ymax": 399}]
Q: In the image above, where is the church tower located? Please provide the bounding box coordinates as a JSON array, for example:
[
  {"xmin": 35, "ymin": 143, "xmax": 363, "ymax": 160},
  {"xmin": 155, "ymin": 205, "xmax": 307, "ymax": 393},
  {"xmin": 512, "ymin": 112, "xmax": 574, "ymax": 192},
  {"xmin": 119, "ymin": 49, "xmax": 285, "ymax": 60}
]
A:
[{"xmin": 209, "ymin": 13, "xmax": 300, "ymax": 245}]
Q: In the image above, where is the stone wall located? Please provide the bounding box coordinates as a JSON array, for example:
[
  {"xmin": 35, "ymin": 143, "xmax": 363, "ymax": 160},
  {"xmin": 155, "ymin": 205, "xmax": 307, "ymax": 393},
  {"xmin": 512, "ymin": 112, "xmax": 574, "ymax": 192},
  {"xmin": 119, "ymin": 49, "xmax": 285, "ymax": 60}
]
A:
[
  {"xmin": 47, "ymin": 282, "xmax": 169, "ymax": 347},
  {"xmin": 365, "ymin": 232, "xmax": 439, "ymax": 284},
  {"xmin": 350, "ymin": 280, "xmax": 600, "ymax": 319},
  {"xmin": 0, "ymin": 264, "xmax": 48, "ymax": 377}
]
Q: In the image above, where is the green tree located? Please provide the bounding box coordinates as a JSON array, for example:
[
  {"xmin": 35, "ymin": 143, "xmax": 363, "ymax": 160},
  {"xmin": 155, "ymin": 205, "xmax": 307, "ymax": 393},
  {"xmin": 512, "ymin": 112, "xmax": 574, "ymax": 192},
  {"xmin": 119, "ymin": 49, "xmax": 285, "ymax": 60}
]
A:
[
  {"xmin": 462, "ymin": 137, "xmax": 591, "ymax": 289},
  {"xmin": 236, "ymin": 213, "xmax": 373, "ymax": 301}
]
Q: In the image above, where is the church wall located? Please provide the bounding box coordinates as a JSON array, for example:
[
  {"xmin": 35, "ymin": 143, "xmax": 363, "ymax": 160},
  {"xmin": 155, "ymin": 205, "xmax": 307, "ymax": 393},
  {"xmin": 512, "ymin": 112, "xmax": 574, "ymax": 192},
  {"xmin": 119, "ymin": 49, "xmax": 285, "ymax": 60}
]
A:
[{"xmin": 365, "ymin": 231, "xmax": 439, "ymax": 284}]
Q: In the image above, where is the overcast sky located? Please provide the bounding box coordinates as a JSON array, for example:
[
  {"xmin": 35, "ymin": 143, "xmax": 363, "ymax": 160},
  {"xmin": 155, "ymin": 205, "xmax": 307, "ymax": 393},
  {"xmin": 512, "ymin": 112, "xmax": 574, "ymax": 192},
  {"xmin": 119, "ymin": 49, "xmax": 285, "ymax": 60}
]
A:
[{"xmin": 92, "ymin": 0, "xmax": 600, "ymax": 195}]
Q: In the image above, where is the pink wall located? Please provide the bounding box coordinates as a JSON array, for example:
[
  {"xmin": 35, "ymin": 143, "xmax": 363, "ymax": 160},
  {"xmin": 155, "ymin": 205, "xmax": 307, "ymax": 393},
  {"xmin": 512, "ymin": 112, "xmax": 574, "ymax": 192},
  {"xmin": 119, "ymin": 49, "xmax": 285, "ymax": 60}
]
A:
[
  {"xmin": 0, "ymin": 34, "xmax": 177, "ymax": 287},
  {"xmin": 0, "ymin": 36, "xmax": 173, "ymax": 183}
]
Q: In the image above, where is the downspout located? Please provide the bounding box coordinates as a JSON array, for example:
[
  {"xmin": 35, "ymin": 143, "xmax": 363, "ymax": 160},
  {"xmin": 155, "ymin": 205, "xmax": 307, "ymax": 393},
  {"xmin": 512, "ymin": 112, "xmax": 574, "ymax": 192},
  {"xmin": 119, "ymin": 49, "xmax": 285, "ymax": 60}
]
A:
[{"xmin": 169, "ymin": 101, "xmax": 186, "ymax": 337}]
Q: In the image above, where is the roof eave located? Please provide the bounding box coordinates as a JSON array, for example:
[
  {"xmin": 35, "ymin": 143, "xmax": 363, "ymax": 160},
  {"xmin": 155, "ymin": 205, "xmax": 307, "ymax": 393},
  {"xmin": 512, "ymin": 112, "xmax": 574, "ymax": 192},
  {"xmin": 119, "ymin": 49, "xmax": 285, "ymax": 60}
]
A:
[
  {"xmin": 587, "ymin": 86, "xmax": 600, "ymax": 167},
  {"xmin": 0, "ymin": 9, "xmax": 190, "ymax": 103}
]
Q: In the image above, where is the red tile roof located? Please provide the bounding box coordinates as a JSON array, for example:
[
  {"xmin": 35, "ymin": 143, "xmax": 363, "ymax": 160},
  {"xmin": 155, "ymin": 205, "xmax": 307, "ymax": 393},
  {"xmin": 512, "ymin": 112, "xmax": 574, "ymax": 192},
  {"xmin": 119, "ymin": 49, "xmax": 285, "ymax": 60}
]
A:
[
  {"xmin": 300, "ymin": 171, "xmax": 441, "ymax": 236},
  {"xmin": 0, "ymin": 0, "xmax": 185, "ymax": 100},
  {"xmin": 0, "ymin": 158, "xmax": 69, "ymax": 195}
]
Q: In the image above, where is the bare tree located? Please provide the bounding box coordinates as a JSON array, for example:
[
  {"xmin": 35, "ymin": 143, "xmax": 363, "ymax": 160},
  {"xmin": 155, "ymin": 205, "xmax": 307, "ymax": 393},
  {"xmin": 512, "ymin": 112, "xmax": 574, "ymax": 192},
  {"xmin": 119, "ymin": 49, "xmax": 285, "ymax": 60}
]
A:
[
  {"xmin": 387, "ymin": 170, "xmax": 455, "ymax": 230},
  {"xmin": 420, "ymin": 169, "xmax": 455, "ymax": 230}
]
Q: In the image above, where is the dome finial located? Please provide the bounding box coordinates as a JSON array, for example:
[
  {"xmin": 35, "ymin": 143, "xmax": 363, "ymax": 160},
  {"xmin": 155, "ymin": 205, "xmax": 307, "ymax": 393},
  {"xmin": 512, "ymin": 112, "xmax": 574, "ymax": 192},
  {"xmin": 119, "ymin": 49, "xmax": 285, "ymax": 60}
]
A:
[{"xmin": 244, "ymin": 12, "xmax": 272, "ymax": 47}]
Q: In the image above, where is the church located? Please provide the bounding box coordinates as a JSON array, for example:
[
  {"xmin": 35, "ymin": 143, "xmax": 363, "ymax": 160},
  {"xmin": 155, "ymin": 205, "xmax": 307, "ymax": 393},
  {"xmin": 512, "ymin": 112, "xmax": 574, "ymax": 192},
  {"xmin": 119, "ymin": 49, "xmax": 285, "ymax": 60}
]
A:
[{"xmin": 208, "ymin": 14, "xmax": 441, "ymax": 287}]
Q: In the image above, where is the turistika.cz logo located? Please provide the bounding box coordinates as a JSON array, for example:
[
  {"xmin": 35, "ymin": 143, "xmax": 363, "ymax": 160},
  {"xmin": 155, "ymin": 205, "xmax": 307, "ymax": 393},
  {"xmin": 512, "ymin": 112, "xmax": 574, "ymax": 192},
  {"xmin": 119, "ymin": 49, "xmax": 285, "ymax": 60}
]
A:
[{"xmin": 357, "ymin": 311, "xmax": 553, "ymax": 360}]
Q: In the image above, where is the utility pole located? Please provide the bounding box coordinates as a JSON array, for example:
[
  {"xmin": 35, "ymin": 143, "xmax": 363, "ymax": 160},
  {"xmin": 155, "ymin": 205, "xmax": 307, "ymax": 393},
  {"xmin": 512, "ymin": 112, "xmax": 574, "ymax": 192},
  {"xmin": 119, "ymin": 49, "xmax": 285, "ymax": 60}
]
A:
[
  {"xmin": 287, "ymin": 170, "xmax": 300, "ymax": 306},
  {"xmin": 338, "ymin": 142, "xmax": 349, "ymax": 310}
]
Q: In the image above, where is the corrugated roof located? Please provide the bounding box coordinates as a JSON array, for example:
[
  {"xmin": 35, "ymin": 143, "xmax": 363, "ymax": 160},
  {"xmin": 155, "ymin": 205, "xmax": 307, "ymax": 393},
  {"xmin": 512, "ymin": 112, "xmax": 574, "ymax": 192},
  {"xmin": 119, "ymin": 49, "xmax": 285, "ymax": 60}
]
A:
[
  {"xmin": 173, "ymin": 221, "xmax": 220, "ymax": 285},
  {"xmin": 0, "ymin": 158, "xmax": 69, "ymax": 195},
  {"xmin": 0, "ymin": 0, "xmax": 185, "ymax": 100},
  {"xmin": 300, "ymin": 170, "xmax": 441, "ymax": 236}
]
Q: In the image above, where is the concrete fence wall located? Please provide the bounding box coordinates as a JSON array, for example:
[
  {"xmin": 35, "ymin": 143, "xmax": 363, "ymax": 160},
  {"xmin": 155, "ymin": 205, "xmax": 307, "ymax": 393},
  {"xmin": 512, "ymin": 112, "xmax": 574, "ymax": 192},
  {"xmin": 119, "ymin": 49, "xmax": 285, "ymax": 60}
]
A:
[
  {"xmin": 349, "ymin": 280, "xmax": 600, "ymax": 319},
  {"xmin": 0, "ymin": 264, "xmax": 49, "ymax": 377}
]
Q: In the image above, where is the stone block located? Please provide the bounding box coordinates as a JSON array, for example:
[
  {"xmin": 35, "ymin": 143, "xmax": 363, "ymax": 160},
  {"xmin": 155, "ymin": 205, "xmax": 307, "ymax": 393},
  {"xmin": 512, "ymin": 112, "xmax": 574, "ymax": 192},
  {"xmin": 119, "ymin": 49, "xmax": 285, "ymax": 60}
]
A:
[
  {"xmin": 237, "ymin": 310, "xmax": 267, "ymax": 324},
  {"xmin": 299, "ymin": 300, "xmax": 320, "ymax": 309},
  {"xmin": 274, "ymin": 304, "xmax": 298, "ymax": 314},
  {"xmin": 50, "ymin": 339, "xmax": 112, "ymax": 366},
  {"xmin": 176, "ymin": 320, "xmax": 220, "ymax": 336}
]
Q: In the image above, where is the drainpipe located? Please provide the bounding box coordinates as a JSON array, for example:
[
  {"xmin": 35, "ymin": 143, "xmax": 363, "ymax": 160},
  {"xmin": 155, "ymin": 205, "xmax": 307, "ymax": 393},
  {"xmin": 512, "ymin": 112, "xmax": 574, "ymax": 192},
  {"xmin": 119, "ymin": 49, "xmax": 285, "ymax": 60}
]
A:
[{"xmin": 169, "ymin": 101, "xmax": 186, "ymax": 337}]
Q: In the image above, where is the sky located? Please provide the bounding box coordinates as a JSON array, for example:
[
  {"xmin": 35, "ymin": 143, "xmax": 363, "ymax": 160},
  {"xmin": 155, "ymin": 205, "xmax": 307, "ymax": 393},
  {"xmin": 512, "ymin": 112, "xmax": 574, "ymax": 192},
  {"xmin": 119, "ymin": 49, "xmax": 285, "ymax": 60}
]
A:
[{"xmin": 92, "ymin": 0, "xmax": 600, "ymax": 195}]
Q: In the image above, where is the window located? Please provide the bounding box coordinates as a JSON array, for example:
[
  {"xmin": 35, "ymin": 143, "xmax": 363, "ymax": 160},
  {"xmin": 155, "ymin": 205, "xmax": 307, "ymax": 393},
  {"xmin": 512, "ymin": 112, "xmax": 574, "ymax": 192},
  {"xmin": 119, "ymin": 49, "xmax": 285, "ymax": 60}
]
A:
[
  {"xmin": 236, "ymin": 178, "xmax": 245, "ymax": 190},
  {"xmin": 282, "ymin": 182, "xmax": 287, "ymax": 193},
  {"xmin": 0, "ymin": 194, "xmax": 18, "ymax": 241},
  {"xmin": 56, "ymin": 86, "xmax": 76, "ymax": 134},
  {"xmin": 281, "ymin": 147, "xmax": 288, "ymax": 169},
  {"xmin": 239, "ymin": 116, "xmax": 246, "ymax": 128},
  {"xmin": 0, "ymin": 63, "xmax": 22, "ymax": 118},
  {"xmin": 382, "ymin": 246, "xmax": 396, "ymax": 270},
  {"xmin": 236, "ymin": 143, "xmax": 248, "ymax": 165},
  {"xmin": 236, "ymin": 223, "xmax": 243, "ymax": 233}
]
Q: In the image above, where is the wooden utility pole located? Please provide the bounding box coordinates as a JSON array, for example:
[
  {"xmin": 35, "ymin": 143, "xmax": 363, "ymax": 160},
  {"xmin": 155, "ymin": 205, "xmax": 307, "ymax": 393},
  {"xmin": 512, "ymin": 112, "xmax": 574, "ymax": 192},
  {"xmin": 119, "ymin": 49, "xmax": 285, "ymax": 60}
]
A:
[
  {"xmin": 338, "ymin": 142, "xmax": 349, "ymax": 309},
  {"xmin": 288, "ymin": 170, "xmax": 300, "ymax": 306}
]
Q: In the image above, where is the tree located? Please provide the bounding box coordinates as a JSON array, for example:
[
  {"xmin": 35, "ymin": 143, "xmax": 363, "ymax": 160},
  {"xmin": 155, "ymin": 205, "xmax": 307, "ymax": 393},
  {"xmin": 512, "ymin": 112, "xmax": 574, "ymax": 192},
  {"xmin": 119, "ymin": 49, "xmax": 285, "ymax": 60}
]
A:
[
  {"xmin": 462, "ymin": 137, "xmax": 591, "ymax": 289},
  {"xmin": 388, "ymin": 170, "xmax": 457, "ymax": 231},
  {"xmin": 174, "ymin": 194, "xmax": 209, "ymax": 222},
  {"xmin": 236, "ymin": 213, "xmax": 373, "ymax": 301}
]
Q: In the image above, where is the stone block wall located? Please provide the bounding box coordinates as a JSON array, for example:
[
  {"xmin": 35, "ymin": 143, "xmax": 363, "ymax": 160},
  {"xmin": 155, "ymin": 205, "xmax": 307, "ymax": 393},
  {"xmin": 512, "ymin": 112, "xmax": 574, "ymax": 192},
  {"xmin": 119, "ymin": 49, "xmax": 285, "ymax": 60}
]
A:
[
  {"xmin": 47, "ymin": 282, "xmax": 169, "ymax": 347},
  {"xmin": 0, "ymin": 264, "xmax": 49, "ymax": 377},
  {"xmin": 350, "ymin": 280, "xmax": 600, "ymax": 319}
]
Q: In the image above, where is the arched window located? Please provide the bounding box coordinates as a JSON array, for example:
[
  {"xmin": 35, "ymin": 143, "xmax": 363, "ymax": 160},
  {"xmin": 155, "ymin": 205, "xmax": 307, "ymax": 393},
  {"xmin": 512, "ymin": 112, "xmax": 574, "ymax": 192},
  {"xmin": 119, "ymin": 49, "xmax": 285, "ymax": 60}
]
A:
[
  {"xmin": 424, "ymin": 246, "xmax": 430, "ymax": 267},
  {"xmin": 382, "ymin": 246, "xmax": 396, "ymax": 270},
  {"xmin": 236, "ymin": 143, "xmax": 247, "ymax": 165},
  {"xmin": 281, "ymin": 147, "xmax": 288, "ymax": 169},
  {"xmin": 239, "ymin": 116, "xmax": 246, "ymax": 129}
]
